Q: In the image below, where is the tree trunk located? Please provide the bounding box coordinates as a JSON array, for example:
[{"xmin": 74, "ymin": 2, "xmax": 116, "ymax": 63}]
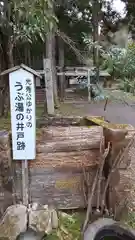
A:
[
  {"xmin": 46, "ymin": 32, "xmax": 59, "ymax": 108},
  {"xmin": 52, "ymin": 34, "xmax": 59, "ymax": 107},
  {"xmin": 4, "ymin": 43, "xmax": 14, "ymax": 118},
  {"xmin": 45, "ymin": 1, "xmax": 59, "ymax": 108},
  {"xmin": 0, "ymin": 0, "xmax": 14, "ymax": 117},
  {"xmin": 0, "ymin": 39, "xmax": 14, "ymax": 117},
  {"xmin": 58, "ymin": 37, "xmax": 65, "ymax": 102},
  {"xmin": 27, "ymin": 44, "xmax": 31, "ymax": 67},
  {"xmin": 24, "ymin": 43, "xmax": 31, "ymax": 67},
  {"xmin": 92, "ymin": 0, "xmax": 100, "ymax": 82}
]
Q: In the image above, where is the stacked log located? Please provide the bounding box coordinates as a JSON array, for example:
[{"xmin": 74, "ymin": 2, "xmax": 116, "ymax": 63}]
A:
[
  {"xmin": 29, "ymin": 150, "xmax": 100, "ymax": 169},
  {"xmin": 27, "ymin": 126, "xmax": 103, "ymax": 209},
  {"xmin": 40, "ymin": 126, "xmax": 102, "ymax": 140},
  {"xmin": 37, "ymin": 116, "xmax": 82, "ymax": 128}
]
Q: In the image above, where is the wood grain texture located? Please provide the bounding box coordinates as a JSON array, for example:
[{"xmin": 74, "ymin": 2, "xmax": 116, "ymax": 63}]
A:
[
  {"xmin": 37, "ymin": 126, "xmax": 103, "ymax": 153},
  {"xmin": 37, "ymin": 139, "xmax": 101, "ymax": 153},
  {"xmin": 40, "ymin": 126, "xmax": 102, "ymax": 140},
  {"xmin": 29, "ymin": 150, "xmax": 100, "ymax": 169},
  {"xmin": 37, "ymin": 116, "xmax": 82, "ymax": 128},
  {"xmin": 15, "ymin": 167, "xmax": 99, "ymax": 209}
]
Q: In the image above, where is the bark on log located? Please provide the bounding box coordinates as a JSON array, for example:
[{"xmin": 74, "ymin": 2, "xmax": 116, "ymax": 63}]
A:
[
  {"xmin": 37, "ymin": 116, "xmax": 82, "ymax": 128},
  {"xmin": 13, "ymin": 166, "xmax": 101, "ymax": 209},
  {"xmin": 29, "ymin": 168, "xmax": 98, "ymax": 209},
  {"xmin": 37, "ymin": 137, "xmax": 101, "ymax": 153},
  {"xmin": 39, "ymin": 126, "xmax": 102, "ymax": 141},
  {"xmin": 29, "ymin": 150, "xmax": 100, "ymax": 169}
]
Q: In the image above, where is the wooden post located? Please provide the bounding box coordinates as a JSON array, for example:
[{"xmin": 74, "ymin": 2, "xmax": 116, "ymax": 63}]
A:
[
  {"xmin": 43, "ymin": 58, "xmax": 54, "ymax": 115},
  {"xmin": 22, "ymin": 160, "xmax": 28, "ymax": 205},
  {"xmin": 88, "ymin": 69, "xmax": 91, "ymax": 102},
  {"xmin": 59, "ymin": 68, "xmax": 65, "ymax": 102},
  {"xmin": 58, "ymin": 38, "xmax": 65, "ymax": 102}
]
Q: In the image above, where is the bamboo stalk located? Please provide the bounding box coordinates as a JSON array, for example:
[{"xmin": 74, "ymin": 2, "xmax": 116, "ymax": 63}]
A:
[
  {"xmin": 82, "ymin": 163, "xmax": 88, "ymax": 205},
  {"xmin": 96, "ymin": 141, "xmax": 110, "ymax": 210},
  {"xmin": 82, "ymin": 169, "xmax": 99, "ymax": 233}
]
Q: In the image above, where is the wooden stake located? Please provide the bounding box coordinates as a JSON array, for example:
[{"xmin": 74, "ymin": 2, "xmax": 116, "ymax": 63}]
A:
[
  {"xmin": 82, "ymin": 169, "xmax": 99, "ymax": 233},
  {"xmin": 22, "ymin": 160, "xmax": 28, "ymax": 205}
]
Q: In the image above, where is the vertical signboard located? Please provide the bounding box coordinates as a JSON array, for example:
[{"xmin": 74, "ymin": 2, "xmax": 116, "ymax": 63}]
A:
[{"xmin": 9, "ymin": 68, "xmax": 36, "ymax": 160}]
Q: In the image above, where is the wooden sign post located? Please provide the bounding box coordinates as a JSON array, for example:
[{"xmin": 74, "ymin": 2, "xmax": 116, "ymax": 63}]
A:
[
  {"xmin": 1, "ymin": 64, "xmax": 41, "ymax": 206},
  {"xmin": 22, "ymin": 160, "xmax": 28, "ymax": 205}
]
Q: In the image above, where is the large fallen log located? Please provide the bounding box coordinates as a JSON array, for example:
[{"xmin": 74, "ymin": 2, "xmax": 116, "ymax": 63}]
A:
[
  {"xmin": 37, "ymin": 138, "xmax": 101, "ymax": 153},
  {"xmin": 37, "ymin": 116, "xmax": 82, "ymax": 128},
  {"xmin": 37, "ymin": 126, "xmax": 103, "ymax": 153},
  {"xmin": 40, "ymin": 126, "xmax": 102, "ymax": 141},
  {"xmin": 29, "ymin": 150, "xmax": 100, "ymax": 169}
]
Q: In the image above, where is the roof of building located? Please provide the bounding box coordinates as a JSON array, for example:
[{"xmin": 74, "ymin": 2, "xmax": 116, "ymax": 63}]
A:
[{"xmin": 0, "ymin": 64, "xmax": 42, "ymax": 79}]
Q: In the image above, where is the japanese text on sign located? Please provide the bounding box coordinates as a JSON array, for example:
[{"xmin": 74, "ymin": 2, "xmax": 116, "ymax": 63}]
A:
[{"xmin": 9, "ymin": 69, "xmax": 36, "ymax": 160}]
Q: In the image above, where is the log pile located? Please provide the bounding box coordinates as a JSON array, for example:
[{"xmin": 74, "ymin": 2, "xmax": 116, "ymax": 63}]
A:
[
  {"xmin": 36, "ymin": 126, "xmax": 103, "ymax": 167},
  {"xmin": 27, "ymin": 126, "xmax": 103, "ymax": 209},
  {"xmin": 38, "ymin": 126, "xmax": 102, "ymax": 150},
  {"xmin": 2, "ymin": 115, "xmax": 134, "ymax": 216},
  {"xmin": 14, "ymin": 121, "xmax": 135, "ymax": 213}
]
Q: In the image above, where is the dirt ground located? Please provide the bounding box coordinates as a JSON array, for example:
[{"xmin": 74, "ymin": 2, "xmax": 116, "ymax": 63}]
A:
[
  {"xmin": 57, "ymin": 100, "xmax": 135, "ymax": 126},
  {"xmin": 1, "ymin": 90, "xmax": 135, "ymax": 130},
  {"xmin": 55, "ymin": 89, "xmax": 135, "ymax": 126}
]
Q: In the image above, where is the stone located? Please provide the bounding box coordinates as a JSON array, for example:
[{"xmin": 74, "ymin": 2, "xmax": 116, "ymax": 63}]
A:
[
  {"xmin": 29, "ymin": 204, "xmax": 58, "ymax": 235},
  {"xmin": 0, "ymin": 204, "xmax": 27, "ymax": 240}
]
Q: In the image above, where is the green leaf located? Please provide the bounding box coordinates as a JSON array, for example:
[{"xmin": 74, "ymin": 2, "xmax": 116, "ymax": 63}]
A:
[{"xmin": 0, "ymin": 0, "xmax": 58, "ymax": 44}]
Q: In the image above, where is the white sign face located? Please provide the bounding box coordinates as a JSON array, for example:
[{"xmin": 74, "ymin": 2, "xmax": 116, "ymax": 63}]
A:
[{"xmin": 9, "ymin": 69, "xmax": 36, "ymax": 160}]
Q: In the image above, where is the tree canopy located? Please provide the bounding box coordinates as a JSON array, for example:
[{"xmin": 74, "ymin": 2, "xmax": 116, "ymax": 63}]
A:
[
  {"xmin": 55, "ymin": 0, "xmax": 93, "ymax": 65},
  {"xmin": 0, "ymin": 0, "xmax": 57, "ymax": 44},
  {"xmin": 121, "ymin": 0, "xmax": 135, "ymax": 38}
]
